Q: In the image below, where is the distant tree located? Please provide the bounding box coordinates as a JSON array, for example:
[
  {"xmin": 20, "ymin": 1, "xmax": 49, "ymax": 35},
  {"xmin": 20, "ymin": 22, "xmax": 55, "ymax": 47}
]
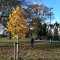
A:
[
  {"xmin": 23, "ymin": 4, "xmax": 51, "ymax": 20},
  {"xmin": 47, "ymin": 25, "xmax": 53, "ymax": 40},
  {"xmin": 0, "ymin": 0, "xmax": 21, "ymax": 28},
  {"xmin": 23, "ymin": 4, "xmax": 54, "ymax": 39},
  {"xmin": 0, "ymin": 0, "xmax": 18, "ymax": 6},
  {"xmin": 54, "ymin": 22, "xmax": 59, "ymax": 40},
  {"xmin": 32, "ymin": 17, "xmax": 43, "ymax": 39},
  {"xmin": 42, "ymin": 23, "xmax": 47, "ymax": 36},
  {"xmin": 32, "ymin": 17, "xmax": 42, "ymax": 31},
  {"xmin": 54, "ymin": 22, "xmax": 59, "ymax": 28}
]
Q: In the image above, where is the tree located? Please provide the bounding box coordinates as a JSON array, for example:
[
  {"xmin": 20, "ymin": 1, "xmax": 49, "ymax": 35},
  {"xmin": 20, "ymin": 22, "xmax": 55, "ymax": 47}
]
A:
[
  {"xmin": 7, "ymin": 6, "xmax": 29, "ymax": 39},
  {"xmin": 54, "ymin": 22, "xmax": 59, "ymax": 40},
  {"xmin": 0, "ymin": 0, "xmax": 18, "ymax": 6},
  {"xmin": 23, "ymin": 3, "xmax": 54, "ymax": 40},
  {"xmin": 0, "ymin": 0, "xmax": 21, "ymax": 28},
  {"xmin": 42, "ymin": 23, "xmax": 47, "ymax": 36},
  {"xmin": 23, "ymin": 4, "xmax": 51, "ymax": 39},
  {"xmin": 32, "ymin": 17, "xmax": 42, "ymax": 32},
  {"xmin": 32, "ymin": 17, "xmax": 43, "ymax": 38},
  {"xmin": 24, "ymin": 4, "xmax": 52, "ymax": 20}
]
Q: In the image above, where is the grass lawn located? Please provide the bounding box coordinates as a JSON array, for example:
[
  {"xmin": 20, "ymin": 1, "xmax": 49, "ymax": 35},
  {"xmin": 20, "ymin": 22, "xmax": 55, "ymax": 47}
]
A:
[
  {"xmin": 20, "ymin": 47, "xmax": 60, "ymax": 60},
  {"xmin": 0, "ymin": 37, "xmax": 60, "ymax": 60}
]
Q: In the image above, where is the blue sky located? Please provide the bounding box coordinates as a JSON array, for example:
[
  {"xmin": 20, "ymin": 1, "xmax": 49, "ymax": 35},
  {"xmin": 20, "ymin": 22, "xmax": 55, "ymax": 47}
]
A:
[
  {"xmin": 42, "ymin": 0, "xmax": 60, "ymax": 23},
  {"xmin": 20, "ymin": 0, "xmax": 60, "ymax": 23}
]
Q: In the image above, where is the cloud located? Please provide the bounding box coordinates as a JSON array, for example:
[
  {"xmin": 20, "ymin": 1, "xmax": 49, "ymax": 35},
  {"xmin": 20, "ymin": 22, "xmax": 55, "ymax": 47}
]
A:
[
  {"xmin": 32, "ymin": 0, "xmax": 42, "ymax": 4},
  {"xmin": 19, "ymin": 0, "xmax": 42, "ymax": 5}
]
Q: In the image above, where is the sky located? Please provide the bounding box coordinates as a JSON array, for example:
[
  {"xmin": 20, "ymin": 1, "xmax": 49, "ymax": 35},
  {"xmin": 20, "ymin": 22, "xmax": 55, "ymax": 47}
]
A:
[
  {"xmin": 42, "ymin": 0, "xmax": 60, "ymax": 23},
  {"xmin": 19, "ymin": 0, "xmax": 60, "ymax": 23}
]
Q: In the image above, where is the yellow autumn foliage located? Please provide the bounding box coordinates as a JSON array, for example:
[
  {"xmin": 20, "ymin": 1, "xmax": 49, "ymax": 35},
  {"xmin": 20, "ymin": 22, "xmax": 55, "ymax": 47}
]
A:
[{"xmin": 7, "ymin": 6, "xmax": 29, "ymax": 38}]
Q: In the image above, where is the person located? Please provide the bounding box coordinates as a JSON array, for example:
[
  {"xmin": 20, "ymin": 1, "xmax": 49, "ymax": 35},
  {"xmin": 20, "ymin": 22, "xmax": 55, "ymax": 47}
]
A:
[{"xmin": 31, "ymin": 38, "xmax": 34, "ymax": 48}]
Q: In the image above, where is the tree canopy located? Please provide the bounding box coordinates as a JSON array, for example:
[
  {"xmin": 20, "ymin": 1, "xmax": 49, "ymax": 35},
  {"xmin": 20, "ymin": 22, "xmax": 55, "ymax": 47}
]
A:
[{"xmin": 7, "ymin": 6, "xmax": 29, "ymax": 39}]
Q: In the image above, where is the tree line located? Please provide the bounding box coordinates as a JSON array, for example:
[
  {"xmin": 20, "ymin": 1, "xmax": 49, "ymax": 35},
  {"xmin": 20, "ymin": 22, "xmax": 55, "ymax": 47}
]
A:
[{"xmin": 0, "ymin": 0, "xmax": 59, "ymax": 40}]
